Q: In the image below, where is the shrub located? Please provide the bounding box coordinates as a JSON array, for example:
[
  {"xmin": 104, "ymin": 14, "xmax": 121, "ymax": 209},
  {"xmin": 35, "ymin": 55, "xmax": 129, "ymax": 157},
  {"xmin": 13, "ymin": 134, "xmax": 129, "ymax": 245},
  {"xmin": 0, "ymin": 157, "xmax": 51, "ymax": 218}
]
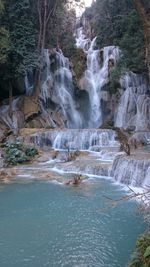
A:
[
  {"xmin": 3, "ymin": 142, "xmax": 38, "ymax": 165},
  {"xmin": 129, "ymin": 233, "xmax": 150, "ymax": 267},
  {"xmin": 4, "ymin": 147, "xmax": 28, "ymax": 165},
  {"xmin": 24, "ymin": 145, "xmax": 38, "ymax": 157}
]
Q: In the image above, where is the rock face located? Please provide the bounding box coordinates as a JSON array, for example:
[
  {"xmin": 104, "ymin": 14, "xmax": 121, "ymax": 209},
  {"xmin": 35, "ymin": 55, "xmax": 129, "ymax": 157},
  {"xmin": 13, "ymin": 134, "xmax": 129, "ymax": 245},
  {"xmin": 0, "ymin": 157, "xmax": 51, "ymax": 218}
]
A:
[{"xmin": 21, "ymin": 96, "xmax": 40, "ymax": 120}]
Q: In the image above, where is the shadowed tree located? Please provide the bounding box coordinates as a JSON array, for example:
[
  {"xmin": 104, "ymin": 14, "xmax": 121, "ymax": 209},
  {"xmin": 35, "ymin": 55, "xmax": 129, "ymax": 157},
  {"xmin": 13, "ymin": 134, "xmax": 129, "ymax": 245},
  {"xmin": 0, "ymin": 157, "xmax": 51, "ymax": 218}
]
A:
[
  {"xmin": 33, "ymin": 0, "xmax": 59, "ymax": 97},
  {"xmin": 133, "ymin": 0, "xmax": 150, "ymax": 80}
]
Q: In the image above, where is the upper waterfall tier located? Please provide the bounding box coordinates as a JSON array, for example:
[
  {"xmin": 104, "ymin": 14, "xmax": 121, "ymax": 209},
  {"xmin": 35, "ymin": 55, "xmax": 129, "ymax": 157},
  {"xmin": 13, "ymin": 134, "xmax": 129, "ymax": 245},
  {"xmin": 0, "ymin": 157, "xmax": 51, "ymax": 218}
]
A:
[
  {"xmin": 22, "ymin": 21, "xmax": 150, "ymax": 130},
  {"xmin": 76, "ymin": 26, "xmax": 120, "ymax": 128}
]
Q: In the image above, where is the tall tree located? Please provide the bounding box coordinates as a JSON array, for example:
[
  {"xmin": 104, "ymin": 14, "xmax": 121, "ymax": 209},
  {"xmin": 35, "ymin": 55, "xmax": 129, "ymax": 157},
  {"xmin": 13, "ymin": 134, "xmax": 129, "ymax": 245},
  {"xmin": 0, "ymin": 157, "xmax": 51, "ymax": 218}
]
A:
[
  {"xmin": 133, "ymin": 0, "xmax": 150, "ymax": 80},
  {"xmin": 33, "ymin": 0, "xmax": 59, "ymax": 96},
  {"xmin": 0, "ymin": 0, "xmax": 9, "ymax": 64},
  {"xmin": 0, "ymin": 0, "xmax": 38, "ymax": 115}
]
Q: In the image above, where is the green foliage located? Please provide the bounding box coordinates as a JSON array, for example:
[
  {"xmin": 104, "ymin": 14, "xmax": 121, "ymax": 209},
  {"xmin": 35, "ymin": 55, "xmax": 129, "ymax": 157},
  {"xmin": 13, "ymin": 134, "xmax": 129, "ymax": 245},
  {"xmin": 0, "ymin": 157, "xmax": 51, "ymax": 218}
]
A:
[
  {"xmin": 108, "ymin": 61, "xmax": 125, "ymax": 94},
  {"xmin": 129, "ymin": 233, "xmax": 150, "ymax": 267},
  {"xmin": 0, "ymin": 0, "xmax": 74, "ymax": 98},
  {"xmin": 116, "ymin": 10, "xmax": 146, "ymax": 73},
  {"xmin": 5, "ymin": 141, "xmax": 22, "ymax": 149},
  {"xmin": 84, "ymin": 0, "xmax": 147, "ymax": 74},
  {"xmin": 5, "ymin": 0, "xmax": 38, "ymax": 77},
  {"xmin": 0, "ymin": 0, "xmax": 10, "ymax": 64},
  {"xmin": 46, "ymin": 1, "xmax": 76, "ymax": 53},
  {"xmin": 24, "ymin": 145, "xmax": 38, "ymax": 157},
  {"xmin": 4, "ymin": 142, "xmax": 38, "ymax": 165},
  {"xmin": 0, "ymin": 0, "xmax": 4, "ymax": 11},
  {"xmin": 4, "ymin": 147, "xmax": 27, "ymax": 165},
  {"xmin": 0, "ymin": 26, "xmax": 9, "ymax": 63},
  {"xmin": 0, "ymin": 0, "xmax": 39, "ymax": 96},
  {"xmin": 144, "ymin": 246, "xmax": 150, "ymax": 258}
]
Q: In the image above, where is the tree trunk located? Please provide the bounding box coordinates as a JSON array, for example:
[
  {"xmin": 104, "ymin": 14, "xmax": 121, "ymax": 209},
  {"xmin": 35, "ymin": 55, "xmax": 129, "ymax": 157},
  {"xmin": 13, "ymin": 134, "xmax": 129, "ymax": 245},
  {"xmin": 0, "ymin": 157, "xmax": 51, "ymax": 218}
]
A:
[
  {"xmin": 133, "ymin": 0, "xmax": 150, "ymax": 80},
  {"xmin": 9, "ymin": 82, "xmax": 13, "ymax": 118},
  {"xmin": 33, "ymin": 69, "xmax": 41, "ymax": 98},
  {"xmin": 33, "ymin": 0, "xmax": 58, "ymax": 96}
]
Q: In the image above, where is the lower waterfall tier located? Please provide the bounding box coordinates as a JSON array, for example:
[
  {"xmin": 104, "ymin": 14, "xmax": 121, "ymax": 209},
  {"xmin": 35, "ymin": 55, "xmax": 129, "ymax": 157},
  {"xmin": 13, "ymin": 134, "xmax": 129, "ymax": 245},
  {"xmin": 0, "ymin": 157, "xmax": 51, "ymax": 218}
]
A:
[
  {"xmin": 18, "ymin": 128, "xmax": 150, "ymax": 188},
  {"xmin": 19, "ymin": 128, "xmax": 119, "ymax": 151}
]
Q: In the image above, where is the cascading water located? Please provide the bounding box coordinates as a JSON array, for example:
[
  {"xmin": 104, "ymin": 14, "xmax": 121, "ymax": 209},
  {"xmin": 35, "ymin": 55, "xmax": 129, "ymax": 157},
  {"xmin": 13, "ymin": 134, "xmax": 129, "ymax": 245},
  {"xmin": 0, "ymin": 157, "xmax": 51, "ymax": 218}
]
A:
[
  {"xmin": 40, "ymin": 49, "xmax": 82, "ymax": 129},
  {"xmin": 20, "ymin": 128, "xmax": 118, "ymax": 151},
  {"xmin": 111, "ymin": 155, "xmax": 150, "ymax": 187},
  {"xmin": 53, "ymin": 51, "xmax": 82, "ymax": 128},
  {"xmin": 115, "ymin": 72, "xmax": 150, "ymax": 131},
  {"xmin": 76, "ymin": 26, "xmax": 120, "ymax": 128},
  {"xmin": 25, "ymin": 72, "xmax": 33, "ymax": 96}
]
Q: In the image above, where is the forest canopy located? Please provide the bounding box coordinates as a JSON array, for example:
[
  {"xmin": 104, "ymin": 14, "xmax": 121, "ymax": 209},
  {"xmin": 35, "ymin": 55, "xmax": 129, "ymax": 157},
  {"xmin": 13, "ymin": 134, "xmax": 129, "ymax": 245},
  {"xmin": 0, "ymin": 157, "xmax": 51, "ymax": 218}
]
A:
[{"xmin": 0, "ymin": 0, "xmax": 149, "ymax": 100}]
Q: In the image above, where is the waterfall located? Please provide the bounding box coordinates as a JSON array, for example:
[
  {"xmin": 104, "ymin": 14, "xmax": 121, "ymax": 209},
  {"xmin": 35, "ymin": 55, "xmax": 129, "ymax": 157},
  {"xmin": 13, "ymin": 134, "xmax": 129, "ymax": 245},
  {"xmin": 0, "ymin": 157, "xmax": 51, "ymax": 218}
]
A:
[
  {"xmin": 115, "ymin": 72, "xmax": 150, "ymax": 131},
  {"xmin": 111, "ymin": 155, "xmax": 150, "ymax": 187},
  {"xmin": 53, "ymin": 51, "xmax": 82, "ymax": 128},
  {"xmin": 25, "ymin": 73, "xmax": 33, "ymax": 96},
  {"xmin": 76, "ymin": 26, "xmax": 120, "ymax": 128},
  {"xmin": 40, "ymin": 49, "xmax": 82, "ymax": 129},
  {"xmin": 20, "ymin": 129, "xmax": 118, "ymax": 151}
]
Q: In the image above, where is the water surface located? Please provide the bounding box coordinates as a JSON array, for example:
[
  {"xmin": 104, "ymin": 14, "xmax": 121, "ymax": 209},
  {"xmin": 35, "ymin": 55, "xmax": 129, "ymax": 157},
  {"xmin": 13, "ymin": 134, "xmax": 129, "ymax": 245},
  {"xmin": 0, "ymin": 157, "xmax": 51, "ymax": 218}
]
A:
[{"xmin": 0, "ymin": 179, "xmax": 145, "ymax": 267}]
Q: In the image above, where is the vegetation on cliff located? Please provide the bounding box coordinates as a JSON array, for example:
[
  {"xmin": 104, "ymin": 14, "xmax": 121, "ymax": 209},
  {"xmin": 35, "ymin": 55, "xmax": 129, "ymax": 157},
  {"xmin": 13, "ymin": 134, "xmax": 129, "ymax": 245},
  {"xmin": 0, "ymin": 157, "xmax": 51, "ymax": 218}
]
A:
[
  {"xmin": 0, "ymin": 0, "xmax": 76, "ymax": 100},
  {"xmin": 129, "ymin": 232, "xmax": 150, "ymax": 267},
  {"xmin": 84, "ymin": 0, "xmax": 149, "ymax": 95},
  {"xmin": 84, "ymin": 0, "xmax": 146, "ymax": 74}
]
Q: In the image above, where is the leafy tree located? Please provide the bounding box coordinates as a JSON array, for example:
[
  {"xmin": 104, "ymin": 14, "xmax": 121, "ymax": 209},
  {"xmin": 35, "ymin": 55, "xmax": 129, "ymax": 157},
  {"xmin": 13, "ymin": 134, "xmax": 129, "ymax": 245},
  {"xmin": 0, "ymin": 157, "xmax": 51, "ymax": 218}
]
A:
[
  {"xmin": 133, "ymin": 0, "xmax": 150, "ymax": 80},
  {"xmin": 84, "ymin": 0, "xmax": 147, "ymax": 74},
  {"xmin": 0, "ymin": 0, "xmax": 10, "ymax": 63},
  {"xmin": 4, "ymin": 0, "xmax": 38, "ymax": 77},
  {"xmin": 0, "ymin": 0, "xmax": 39, "ymax": 114}
]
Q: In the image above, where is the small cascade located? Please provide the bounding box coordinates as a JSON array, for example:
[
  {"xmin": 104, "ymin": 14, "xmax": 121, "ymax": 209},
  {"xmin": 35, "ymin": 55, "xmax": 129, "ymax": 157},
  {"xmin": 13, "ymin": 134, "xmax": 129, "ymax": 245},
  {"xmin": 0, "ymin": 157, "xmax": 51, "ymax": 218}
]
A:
[
  {"xmin": 20, "ymin": 129, "xmax": 118, "ymax": 151},
  {"xmin": 115, "ymin": 72, "xmax": 150, "ymax": 131},
  {"xmin": 52, "ymin": 129, "xmax": 117, "ymax": 150},
  {"xmin": 76, "ymin": 26, "xmax": 120, "ymax": 128},
  {"xmin": 25, "ymin": 72, "xmax": 33, "ymax": 96},
  {"xmin": 144, "ymin": 167, "xmax": 150, "ymax": 187},
  {"xmin": 110, "ymin": 155, "xmax": 150, "ymax": 187},
  {"xmin": 76, "ymin": 27, "xmax": 90, "ymax": 50}
]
